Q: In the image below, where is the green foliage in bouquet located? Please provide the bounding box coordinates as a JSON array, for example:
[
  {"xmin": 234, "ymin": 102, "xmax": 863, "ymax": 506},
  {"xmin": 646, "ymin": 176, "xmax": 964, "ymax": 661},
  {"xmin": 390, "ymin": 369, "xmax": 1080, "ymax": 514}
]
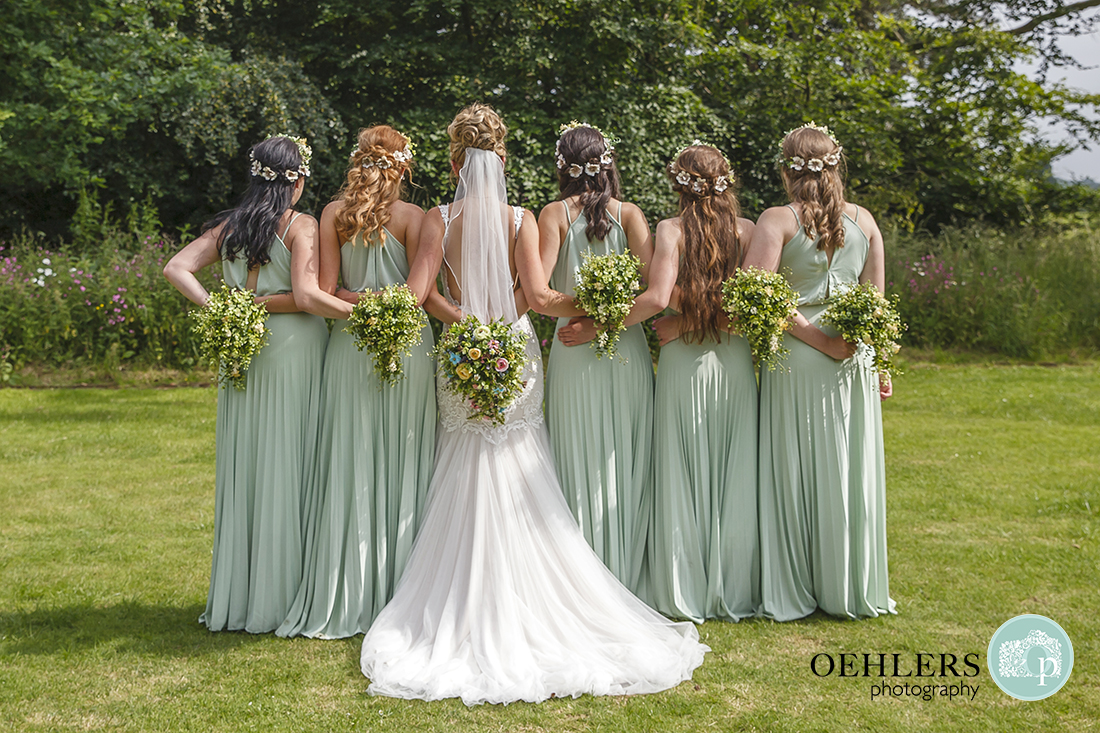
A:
[
  {"xmin": 572, "ymin": 251, "xmax": 643, "ymax": 359},
  {"xmin": 345, "ymin": 284, "xmax": 428, "ymax": 387},
  {"xmin": 721, "ymin": 266, "xmax": 800, "ymax": 371},
  {"xmin": 821, "ymin": 282, "xmax": 906, "ymax": 377},
  {"xmin": 434, "ymin": 315, "xmax": 527, "ymax": 425},
  {"xmin": 190, "ymin": 286, "xmax": 269, "ymax": 390}
]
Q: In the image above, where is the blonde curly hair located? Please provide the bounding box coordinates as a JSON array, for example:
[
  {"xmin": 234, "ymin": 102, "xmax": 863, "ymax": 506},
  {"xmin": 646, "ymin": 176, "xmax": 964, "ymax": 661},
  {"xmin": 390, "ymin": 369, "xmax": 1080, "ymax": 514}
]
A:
[
  {"xmin": 447, "ymin": 103, "xmax": 507, "ymax": 172},
  {"xmin": 335, "ymin": 125, "xmax": 411, "ymax": 245}
]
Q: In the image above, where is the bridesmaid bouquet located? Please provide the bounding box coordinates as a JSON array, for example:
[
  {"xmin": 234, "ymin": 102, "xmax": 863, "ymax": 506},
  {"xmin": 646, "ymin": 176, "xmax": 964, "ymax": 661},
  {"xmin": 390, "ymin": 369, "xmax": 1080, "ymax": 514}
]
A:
[
  {"xmin": 821, "ymin": 282, "xmax": 906, "ymax": 376},
  {"xmin": 721, "ymin": 267, "xmax": 800, "ymax": 371},
  {"xmin": 572, "ymin": 251, "xmax": 643, "ymax": 359},
  {"xmin": 191, "ymin": 285, "xmax": 270, "ymax": 390},
  {"xmin": 435, "ymin": 314, "xmax": 527, "ymax": 425},
  {"xmin": 346, "ymin": 284, "xmax": 428, "ymax": 387}
]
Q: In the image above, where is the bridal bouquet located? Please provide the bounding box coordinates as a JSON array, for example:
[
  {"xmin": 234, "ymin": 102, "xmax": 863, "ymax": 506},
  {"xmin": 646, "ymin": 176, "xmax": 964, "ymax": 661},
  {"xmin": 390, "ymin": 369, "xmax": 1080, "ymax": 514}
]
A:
[
  {"xmin": 572, "ymin": 251, "xmax": 643, "ymax": 359},
  {"xmin": 435, "ymin": 314, "xmax": 527, "ymax": 425},
  {"xmin": 821, "ymin": 282, "xmax": 906, "ymax": 376},
  {"xmin": 345, "ymin": 284, "xmax": 428, "ymax": 387},
  {"xmin": 191, "ymin": 285, "xmax": 270, "ymax": 390},
  {"xmin": 721, "ymin": 267, "xmax": 800, "ymax": 371}
]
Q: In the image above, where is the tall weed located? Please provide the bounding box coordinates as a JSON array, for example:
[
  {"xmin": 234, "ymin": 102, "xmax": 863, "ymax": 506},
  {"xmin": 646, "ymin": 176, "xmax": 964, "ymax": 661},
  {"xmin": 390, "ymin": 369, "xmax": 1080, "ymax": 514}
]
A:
[
  {"xmin": 0, "ymin": 232, "xmax": 219, "ymax": 369},
  {"xmin": 885, "ymin": 222, "xmax": 1100, "ymax": 358}
]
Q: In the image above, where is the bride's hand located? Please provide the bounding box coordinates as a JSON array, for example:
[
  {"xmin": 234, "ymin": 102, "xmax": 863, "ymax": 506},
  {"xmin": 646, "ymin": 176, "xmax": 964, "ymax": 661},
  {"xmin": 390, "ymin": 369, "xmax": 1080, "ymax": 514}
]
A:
[
  {"xmin": 557, "ymin": 317, "xmax": 597, "ymax": 346},
  {"xmin": 879, "ymin": 373, "xmax": 894, "ymax": 401}
]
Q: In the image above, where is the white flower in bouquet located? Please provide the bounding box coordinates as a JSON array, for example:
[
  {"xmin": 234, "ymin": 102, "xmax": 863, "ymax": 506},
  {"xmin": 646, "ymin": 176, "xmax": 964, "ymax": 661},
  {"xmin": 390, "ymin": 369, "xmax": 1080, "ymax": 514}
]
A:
[
  {"xmin": 345, "ymin": 283, "xmax": 428, "ymax": 387},
  {"xmin": 191, "ymin": 285, "xmax": 271, "ymax": 390}
]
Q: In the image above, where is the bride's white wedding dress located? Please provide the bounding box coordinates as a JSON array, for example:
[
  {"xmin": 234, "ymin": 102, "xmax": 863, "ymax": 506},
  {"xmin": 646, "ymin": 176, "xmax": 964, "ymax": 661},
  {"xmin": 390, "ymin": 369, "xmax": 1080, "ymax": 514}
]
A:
[{"xmin": 360, "ymin": 150, "xmax": 707, "ymax": 706}]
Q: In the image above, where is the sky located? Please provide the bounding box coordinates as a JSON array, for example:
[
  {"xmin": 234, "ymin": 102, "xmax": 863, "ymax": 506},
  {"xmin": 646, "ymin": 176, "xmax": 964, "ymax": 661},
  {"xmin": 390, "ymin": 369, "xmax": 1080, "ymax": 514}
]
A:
[{"xmin": 1029, "ymin": 30, "xmax": 1100, "ymax": 181}]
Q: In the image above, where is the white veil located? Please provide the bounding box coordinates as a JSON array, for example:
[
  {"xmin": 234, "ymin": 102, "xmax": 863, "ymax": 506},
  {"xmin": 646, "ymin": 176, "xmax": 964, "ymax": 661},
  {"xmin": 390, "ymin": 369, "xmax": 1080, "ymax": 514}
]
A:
[{"xmin": 443, "ymin": 148, "xmax": 518, "ymax": 325}]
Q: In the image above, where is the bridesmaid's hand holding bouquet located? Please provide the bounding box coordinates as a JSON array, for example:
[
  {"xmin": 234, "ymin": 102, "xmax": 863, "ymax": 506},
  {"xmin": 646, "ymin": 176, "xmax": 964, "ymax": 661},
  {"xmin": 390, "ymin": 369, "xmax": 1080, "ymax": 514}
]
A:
[
  {"xmin": 435, "ymin": 314, "xmax": 527, "ymax": 425},
  {"xmin": 345, "ymin": 284, "xmax": 428, "ymax": 387},
  {"xmin": 821, "ymin": 282, "xmax": 905, "ymax": 376},
  {"xmin": 721, "ymin": 267, "xmax": 799, "ymax": 371},
  {"xmin": 191, "ymin": 285, "xmax": 270, "ymax": 390},
  {"xmin": 572, "ymin": 251, "xmax": 642, "ymax": 359}
]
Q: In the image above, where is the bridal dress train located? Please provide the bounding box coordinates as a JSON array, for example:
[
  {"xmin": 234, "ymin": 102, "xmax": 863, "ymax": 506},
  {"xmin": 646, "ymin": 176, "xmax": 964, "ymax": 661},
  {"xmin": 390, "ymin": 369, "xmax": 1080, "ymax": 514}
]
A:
[
  {"xmin": 361, "ymin": 162, "xmax": 707, "ymax": 704},
  {"xmin": 360, "ymin": 315, "xmax": 707, "ymax": 705}
]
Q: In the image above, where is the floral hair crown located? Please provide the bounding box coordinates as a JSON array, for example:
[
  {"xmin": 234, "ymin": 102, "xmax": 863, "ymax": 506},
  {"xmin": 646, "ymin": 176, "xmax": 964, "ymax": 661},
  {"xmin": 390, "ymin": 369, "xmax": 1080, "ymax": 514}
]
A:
[
  {"xmin": 250, "ymin": 133, "xmax": 312, "ymax": 182},
  {"xmin": 353, "ymin": 133, "xmax": 416, "ymax": 172},
  {"xmin": 778, "ymin": 121, "xmax": 843, "ymax": 173},
  {"xmin": 667, "ymin": 140, "xmax": 732, "ymax": 195},
  {"xmin": 555, "ymin": 120, "xmax": 620, "ymax": 179}
]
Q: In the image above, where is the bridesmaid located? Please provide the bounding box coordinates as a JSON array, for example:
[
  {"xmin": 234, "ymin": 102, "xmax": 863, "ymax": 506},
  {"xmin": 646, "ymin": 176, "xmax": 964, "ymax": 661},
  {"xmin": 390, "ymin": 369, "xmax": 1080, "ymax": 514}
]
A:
[
  {"xmin": 277, "ymin": 126, "xmax": 444, "ymax": 638},
  {"xmin": 518, "ymin": 122, "xmax": 660, "ymax": 591},
  {"xmin": 647, "ymin": 145, "xmax": 760, "ymax": 622},
  {"xmin": 164, "ymin": 134, "xmax": 328, "ymax": 632},
  {"xmin": 746, "ymin": 122, "xmax": 895, "ymax": 621}
]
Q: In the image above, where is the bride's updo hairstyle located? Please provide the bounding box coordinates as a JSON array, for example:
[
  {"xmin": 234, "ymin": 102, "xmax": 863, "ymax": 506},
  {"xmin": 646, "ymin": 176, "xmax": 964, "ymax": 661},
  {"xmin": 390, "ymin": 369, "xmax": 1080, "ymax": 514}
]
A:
[
  {"xmin": 668, "ymin": 144, "xmax": 743, "ymax": 344},
  {"xmin": 555, "ymin": 125, "xmax": 622, "ymax": 242},
  {"xmin": 779, "ymin": 124, "xmax": 847, "ymax": 253},
  {"xmin": 204, "ymin": 135, "xmax": 305, "ymax": 270},
  {"xmin": 337, "ymin": 125, "xmax": 413, "ymax": 245},
  {"xmin": 447, "ymin": 103, "xmax": 508, "ymax": 172}
]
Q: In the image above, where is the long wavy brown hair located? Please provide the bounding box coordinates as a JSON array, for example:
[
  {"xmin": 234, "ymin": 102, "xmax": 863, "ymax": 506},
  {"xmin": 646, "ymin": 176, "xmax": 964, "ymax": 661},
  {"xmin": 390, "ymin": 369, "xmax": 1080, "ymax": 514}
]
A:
[
  {"xmin": 671, "ymin": 145, "xmax": 743, "ymax": 344},
  {"xmin": 447, "ymin": 103, "xmax": 507, "ymax": 172},
  {"xmin": 335, "ymin": 126, "xmax": 410, "ymax": 245},
  {"xmin": 556, "ymin": 126, "xmax": 622, "ymax": 241},
  {"xmin": 780, "ymin": 127, "xmax": 847, "ymax": 253}
]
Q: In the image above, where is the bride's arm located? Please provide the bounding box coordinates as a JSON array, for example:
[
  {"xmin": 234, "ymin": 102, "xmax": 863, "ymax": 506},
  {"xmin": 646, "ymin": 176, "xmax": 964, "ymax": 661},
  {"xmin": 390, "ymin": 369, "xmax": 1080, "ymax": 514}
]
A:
[
  {"xmin": 407, "ymin": 207, "xmax": 447, "ymax": 307},
  {"xmin": 512, "ymin": 210, "xmax": 538, "ymax": 316},
  {"xmin": 515, "ymin": 203, "xmax": 583, "ymax": 317}
]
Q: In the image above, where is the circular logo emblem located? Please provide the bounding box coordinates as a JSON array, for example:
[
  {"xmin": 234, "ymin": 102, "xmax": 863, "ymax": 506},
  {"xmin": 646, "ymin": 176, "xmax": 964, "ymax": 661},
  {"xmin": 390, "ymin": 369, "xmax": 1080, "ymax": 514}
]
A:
[{"xmin": 988, "ymin": 614, "xmax": 1073, "ymax": 700}]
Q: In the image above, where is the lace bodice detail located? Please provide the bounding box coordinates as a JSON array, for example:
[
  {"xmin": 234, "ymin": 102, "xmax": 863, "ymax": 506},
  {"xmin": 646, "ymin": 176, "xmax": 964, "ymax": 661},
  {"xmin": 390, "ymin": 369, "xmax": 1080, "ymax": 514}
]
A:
[{"xmin": 436, "ymin": 203, "xmax": 542, "ymax": 443}]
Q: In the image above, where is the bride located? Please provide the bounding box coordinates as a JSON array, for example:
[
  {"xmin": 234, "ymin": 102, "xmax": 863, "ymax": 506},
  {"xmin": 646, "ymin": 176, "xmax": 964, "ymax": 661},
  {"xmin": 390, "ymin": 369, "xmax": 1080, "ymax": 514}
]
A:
[{"xmin": 359, "ymin": 103, "xmax": 708, "ymax": 705}]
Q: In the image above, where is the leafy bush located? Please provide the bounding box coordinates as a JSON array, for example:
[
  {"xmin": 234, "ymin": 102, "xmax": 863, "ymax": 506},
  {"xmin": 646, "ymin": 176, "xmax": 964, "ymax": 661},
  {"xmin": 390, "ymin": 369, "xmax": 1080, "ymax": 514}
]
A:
[
  {"xmin": 0, "ymin": 232, "xmax": 218, "ymax": 370},
  {"xmin": 885, "ymin": 223, "xmax": 1100, "ymax": 358}
]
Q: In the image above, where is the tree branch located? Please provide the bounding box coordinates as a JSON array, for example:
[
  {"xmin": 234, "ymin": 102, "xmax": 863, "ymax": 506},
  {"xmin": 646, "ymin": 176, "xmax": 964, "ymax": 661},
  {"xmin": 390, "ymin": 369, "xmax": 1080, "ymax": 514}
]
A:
[{"xmin": 1007, "ymin": 0, "xmax": 1100, "ymax": 35}]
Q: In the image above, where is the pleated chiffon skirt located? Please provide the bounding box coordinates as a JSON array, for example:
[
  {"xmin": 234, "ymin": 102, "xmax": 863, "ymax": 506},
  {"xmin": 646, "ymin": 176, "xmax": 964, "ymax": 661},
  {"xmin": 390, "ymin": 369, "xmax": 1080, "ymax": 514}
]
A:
[
  {"xmin": 644, "ymin": 334, "xmax": 760, "ymax": 622},
  {"xmin": 758, "ymin": 305, "xmax": 895, "ymax": 621},
  {"xmin": 277, "ymin": 323, "xmax": 436, "ymax": 638},
  {"xmin": 203, "ymin": 311, "xmax": 328, "ymax": 633},
  {"xmin": 545, "ymin": 321, "xmax": 654, "ymax": 591}
]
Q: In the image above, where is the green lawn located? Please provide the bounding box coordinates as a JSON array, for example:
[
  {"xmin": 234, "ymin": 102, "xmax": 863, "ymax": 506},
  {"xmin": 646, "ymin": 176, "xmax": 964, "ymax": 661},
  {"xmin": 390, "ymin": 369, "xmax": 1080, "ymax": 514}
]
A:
[{"xmin": 1, "ymin": 365, "xmax": 1097, "ymax": 731}]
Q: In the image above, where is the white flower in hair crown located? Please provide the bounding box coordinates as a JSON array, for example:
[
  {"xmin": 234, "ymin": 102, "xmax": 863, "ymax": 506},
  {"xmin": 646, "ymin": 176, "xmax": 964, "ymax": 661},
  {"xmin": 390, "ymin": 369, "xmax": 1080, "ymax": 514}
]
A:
[
  {"xmin": 354, "ymin": 135, "xmax": 416, "ymax": 171},
  {"xmin": 555, "ymin": 120, "xmax": 619, "ymax": 178},
  {"xmin": 779, "ymin": 121, "xmax": 843, "ymax": 173},
  {"xmin": 250, "ymin": 133, "xmax": 312, "ymax": 182},
  {"xmin": 667, "ymin": 139, "xmax": 733, "ymax": 196}
]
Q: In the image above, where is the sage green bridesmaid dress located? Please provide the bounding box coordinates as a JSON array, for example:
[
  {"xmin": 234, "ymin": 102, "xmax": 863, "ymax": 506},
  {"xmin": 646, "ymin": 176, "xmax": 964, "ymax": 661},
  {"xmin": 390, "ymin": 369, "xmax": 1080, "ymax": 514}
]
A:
[
  {"xmin": 277, "ymin": 228, "xmax": 436, "ymax": 638},
  {"xmin": 646, "ymin": 326, "xmax": 760, "ymax": 622},
  {"xmin": 203, "ymin": 214, "xmax": 329, "ymax": 632},
  {"xmin": 546, "ymin": 201, "xmax": 654, "ymax": 591},
  {"xmin": 758, "ymin": 206, "xmax": 895, "ymax": 621}
]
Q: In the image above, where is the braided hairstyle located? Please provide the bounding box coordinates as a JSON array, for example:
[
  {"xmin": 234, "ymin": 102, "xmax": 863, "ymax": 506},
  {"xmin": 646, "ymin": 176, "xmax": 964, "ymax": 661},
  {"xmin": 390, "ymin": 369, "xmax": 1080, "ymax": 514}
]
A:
[
  {"xmin": 780, "ymin": 126, "xmax": 847, "ymax": 253},
  {"xmin": 204, "ymin": 136, "xmax": 302, "ymax": 269},
  {"xmin": 336, "ymin": 126, "xmax": 411, "ymax": 245},
  {"xmin": 555, "ymin": 126, "xmax": 621, "ymax": 242},
  {"xmin": 669, "ymin": 145, "xmax": 743, "ymax": 344}
]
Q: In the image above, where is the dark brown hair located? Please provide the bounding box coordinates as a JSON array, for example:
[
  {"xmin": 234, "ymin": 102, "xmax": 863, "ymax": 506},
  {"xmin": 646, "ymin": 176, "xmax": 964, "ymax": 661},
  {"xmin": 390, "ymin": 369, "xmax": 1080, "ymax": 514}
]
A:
[{"xmin": 556, "ymin": 126, "xmax": 621, "ymax": 241}]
